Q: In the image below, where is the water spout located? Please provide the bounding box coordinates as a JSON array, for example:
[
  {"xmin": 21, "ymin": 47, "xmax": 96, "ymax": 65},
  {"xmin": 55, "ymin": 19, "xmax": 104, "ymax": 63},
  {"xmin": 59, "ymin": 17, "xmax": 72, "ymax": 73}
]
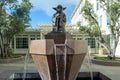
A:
[
  {"xmin": 54, "ymin": 44, "xmax": 67, "ymax": 80},
  {"xmin": 87, "ymin": 46, "xmax": 93, "ymax": 80},
  {"xmin": 54, "ymin": 45, "xmax": 59, "ymax": 80},
  {"xmin": 23, "ymin": 50, "xmax": 30, "ymax": 80}
]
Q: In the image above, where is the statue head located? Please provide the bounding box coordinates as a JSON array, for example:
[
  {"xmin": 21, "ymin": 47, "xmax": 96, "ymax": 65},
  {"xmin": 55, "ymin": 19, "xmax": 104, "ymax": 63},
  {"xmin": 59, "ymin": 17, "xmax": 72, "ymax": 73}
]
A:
[{"xmin": 53, "ymin": 5, "xmax": 66, "ymax": 13}]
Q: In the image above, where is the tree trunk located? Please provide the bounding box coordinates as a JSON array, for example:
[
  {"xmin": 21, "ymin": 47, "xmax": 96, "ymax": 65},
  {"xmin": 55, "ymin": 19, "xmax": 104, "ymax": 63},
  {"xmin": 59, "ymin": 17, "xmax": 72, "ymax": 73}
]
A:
[
  {"xmin": 0, "ymin": 32, "xmax": 4, "ymax": 57},
  {"xmin": 97, "ymin": 38, "xmax": 113, "ymax": 59},
  {"xmin": 5, "ymin": 37, "xmax": 11, "ymax": 56}
]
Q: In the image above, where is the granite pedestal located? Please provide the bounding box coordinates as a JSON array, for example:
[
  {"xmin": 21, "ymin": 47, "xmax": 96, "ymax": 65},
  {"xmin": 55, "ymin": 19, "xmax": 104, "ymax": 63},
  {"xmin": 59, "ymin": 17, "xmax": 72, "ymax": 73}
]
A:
[{"xmin": 30, "ymin": 33, "xmax": 88, "ymax": 80}]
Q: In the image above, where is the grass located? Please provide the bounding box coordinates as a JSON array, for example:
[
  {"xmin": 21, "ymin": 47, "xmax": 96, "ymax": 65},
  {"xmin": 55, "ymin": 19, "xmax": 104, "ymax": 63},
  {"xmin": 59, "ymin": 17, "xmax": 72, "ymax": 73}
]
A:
[
  {"xmin": 0, "ymin": 54, "xmax": 22, "ymax": 59},
  {"xmin": 94, "ymin": 56, "xmax": 120, "ymax": 62}
]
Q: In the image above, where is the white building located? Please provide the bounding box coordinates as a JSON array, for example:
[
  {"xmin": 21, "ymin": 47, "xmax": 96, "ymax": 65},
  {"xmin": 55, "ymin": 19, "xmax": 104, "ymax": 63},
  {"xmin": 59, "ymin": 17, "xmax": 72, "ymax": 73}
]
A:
[
  {"xmin": 71, "ymin": 0, "xmax": 86, "ymax": 26},
  {"xmin": 71, "ymin": 0, "xmax": 120, "ymax": 56},
  {"xmin": 71, "ymin": 0, "xmax": 110, "ymax": 34}
]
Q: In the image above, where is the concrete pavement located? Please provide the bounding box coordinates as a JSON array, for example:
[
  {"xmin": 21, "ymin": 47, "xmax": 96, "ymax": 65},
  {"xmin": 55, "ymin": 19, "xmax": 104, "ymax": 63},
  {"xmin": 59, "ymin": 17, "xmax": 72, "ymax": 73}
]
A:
[{"xmin": 0, "ymin": 57, "xmax": 120, "ymax": 80}]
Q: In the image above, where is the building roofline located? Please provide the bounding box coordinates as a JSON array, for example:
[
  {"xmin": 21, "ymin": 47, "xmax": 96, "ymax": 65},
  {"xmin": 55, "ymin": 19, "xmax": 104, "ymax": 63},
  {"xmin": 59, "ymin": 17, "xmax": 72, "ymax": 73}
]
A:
[
  {"xmin": 37, "ymin": 24, "xmax": 74, "ymax": 27},
  {"xmin": 71, "ymin": 0, "xmax": 83, "ymax": 19}
]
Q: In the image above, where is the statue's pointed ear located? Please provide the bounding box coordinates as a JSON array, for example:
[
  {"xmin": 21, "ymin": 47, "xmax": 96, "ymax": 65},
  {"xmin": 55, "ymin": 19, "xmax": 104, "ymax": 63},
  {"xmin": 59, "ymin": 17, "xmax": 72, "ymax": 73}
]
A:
[
  {"xmin": 63, "ymin": 7, "xmax": 66, "ymax": 10},
  {"xmin": 53, "ymin": 8, "xmax": 57, "ymax": 10}
]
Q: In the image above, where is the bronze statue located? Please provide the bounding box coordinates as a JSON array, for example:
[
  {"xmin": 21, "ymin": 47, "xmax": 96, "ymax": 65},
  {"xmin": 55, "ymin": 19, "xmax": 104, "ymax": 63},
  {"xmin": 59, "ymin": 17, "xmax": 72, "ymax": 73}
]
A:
[{"xmin": 52, "ymin": 5, "xmax": 66, "ymax": 32}]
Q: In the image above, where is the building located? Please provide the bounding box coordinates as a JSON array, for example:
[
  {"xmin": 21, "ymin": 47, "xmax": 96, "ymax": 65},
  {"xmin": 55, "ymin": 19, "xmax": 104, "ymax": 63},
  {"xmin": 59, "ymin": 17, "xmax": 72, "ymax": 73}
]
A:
[
  {"xmin": 71, "ymin": 0, "xmax": 110, "ymax": 34},
  {"xmin": 11, "ymin": 26, "xmax": 41, "ymax": 54},
  {"xmin": 11, "ymin": 24, "xmax": 98, "ymax": 54},
  {"xmin": 71, "ymin": 0, "xmax": 120, "ymax": 56}
]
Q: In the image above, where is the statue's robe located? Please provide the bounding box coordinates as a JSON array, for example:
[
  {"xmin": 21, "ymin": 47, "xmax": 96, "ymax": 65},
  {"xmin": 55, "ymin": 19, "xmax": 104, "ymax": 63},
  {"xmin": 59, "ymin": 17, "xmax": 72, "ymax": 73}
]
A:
[{"xmin": 52, "ymin": 12, "xmax": 66, "ymax": 32}]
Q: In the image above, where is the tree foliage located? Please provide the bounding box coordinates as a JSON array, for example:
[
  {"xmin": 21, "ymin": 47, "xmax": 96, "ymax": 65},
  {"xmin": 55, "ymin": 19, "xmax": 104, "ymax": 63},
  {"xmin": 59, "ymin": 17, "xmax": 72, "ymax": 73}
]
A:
[
  {"xmin": 0, "ymin": 0, "xmax": 32, "ymax": 57},
  {"xmin": 78, "ymin": 0, "xmax": 120, "ymax": 59}
]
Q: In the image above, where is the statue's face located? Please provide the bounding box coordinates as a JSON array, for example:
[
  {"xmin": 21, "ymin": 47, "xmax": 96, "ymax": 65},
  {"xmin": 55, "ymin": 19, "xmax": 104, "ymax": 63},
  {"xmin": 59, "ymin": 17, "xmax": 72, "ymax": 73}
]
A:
[{"xmin": 57, "ymin": 6, "xmax": 62, "ymax": 13}]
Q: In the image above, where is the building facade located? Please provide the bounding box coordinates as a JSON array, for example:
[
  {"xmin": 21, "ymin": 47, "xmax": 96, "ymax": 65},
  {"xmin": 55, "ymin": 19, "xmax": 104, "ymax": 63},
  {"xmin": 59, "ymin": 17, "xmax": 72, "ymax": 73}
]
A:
[
  {"xmin": 11, "ymin": 27, "xmax": 41, "ymax": 54},
  {"xmin": 11, "ymin": 24, "xmax": 98, "ymax": 54},
  {"xmin": 71, "ymin": 0, "xmax": 120, "ymax": 56},
  {"xmin": 10, "ymin": 0, "xmax": 119, "ymax": 56},
  {"xmin": 71, "ymin": 0, "xmax": 110, "ymax": 34}
]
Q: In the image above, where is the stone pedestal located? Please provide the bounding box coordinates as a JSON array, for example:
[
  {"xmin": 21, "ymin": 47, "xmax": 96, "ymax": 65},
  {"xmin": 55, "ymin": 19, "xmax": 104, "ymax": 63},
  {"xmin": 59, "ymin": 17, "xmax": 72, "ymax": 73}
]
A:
[
  {"xmin": 30, "ymin": 33, "xmax": 88, "ymax": 80},
  {"xmin": 45, "ymin": 32, "xmax": 72, "ymax": 44}
]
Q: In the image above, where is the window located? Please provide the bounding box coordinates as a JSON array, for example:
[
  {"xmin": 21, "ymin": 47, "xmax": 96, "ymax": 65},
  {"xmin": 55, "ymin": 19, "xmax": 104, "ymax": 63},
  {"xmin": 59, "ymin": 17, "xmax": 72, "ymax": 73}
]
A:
[
  {"xmin": 16, "ymin": 38, "xmax": 28, "ymax": 48},
  {"xmin": 73, "ymin": 38, "xmax": 76, "ymax": 40},
  {"xmin": 96, "ymin": 0, "xmax": 99, "ymax": 10},
  {"xmin": 30, "ymin": 35, "xmax": 35, "ymax": 37},
  {"xmin": 77, "ymin": 38, "xmax": 82, "ymax": 40},
  {"xmin": 91, "ymin": 6, "xmax": 94, "ymax": 13},
  {"xmin": 86, "ymin": 38, "xmax": 96, "ymax": 48},
  {"xmin": 107, "ymin": 35, "xmax": 110, "ymax": 46},
  {"xmin": 107, "ymin": 16, "xmax": 110, "ymax": 25},
  {"xmin": 98, "ymin": 15, "xmax": 102, "ymax": 27},
  {"xmin": 37, "ymin": 35, "xmax": 40, "ymax": 37},
  {"xmin": 96, "ymin": 0, "xmax": 102, "ymax": 11},
  {"xmin": 72, "ymin": 35, "xmax": 76, "ymax": 39},
  {"xmin": 110, "ymin": 35, "xmax": 115, "ymax": 49},
  {"xmin": 31, "ymin": 38, "xmax": 35, "ymax": 40},
  {"xmin": 37, "ymin": 38, "xmax": 40, "ymax": 40},
  {"xmin": 23, "ymin": 35, "xmax": 28, "ymax": 37},
  {"xmin": 37, "ymin": 35, "xmax": 40, "ymax": 39},
  {"xmin": 12, "ymin": 39, "xmax": 14, "ymax": 48}
]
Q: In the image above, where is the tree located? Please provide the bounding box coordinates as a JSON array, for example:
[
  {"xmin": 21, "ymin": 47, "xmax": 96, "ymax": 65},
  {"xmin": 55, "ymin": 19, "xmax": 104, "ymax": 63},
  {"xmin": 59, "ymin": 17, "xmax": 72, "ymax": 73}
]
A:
[
  {"xmin": 78, "ymin": 0, "xmax": 120, "ymax": 59},
  {"xmin": 0, "ymin": 0, "xmax": 32, "ymax": 57}
]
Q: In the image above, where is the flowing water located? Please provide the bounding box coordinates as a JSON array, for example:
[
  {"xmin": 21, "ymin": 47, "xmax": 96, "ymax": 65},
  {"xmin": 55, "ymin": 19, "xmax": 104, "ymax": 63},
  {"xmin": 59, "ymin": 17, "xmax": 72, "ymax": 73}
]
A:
[
  {"xmin": 23, "ymin": 50, "xmax": 30, "ymax": 80},
  {"xmin": 54, "ymin": 44, "xmax": 59, "ymax": 80},
  {"xmin": 64, "ymin": 45, "xmax": 67, "ymax": 80},
  {"xmin": 54, "ymin": 44, "xmax": 67, "ymax": 80},
  {"xmin": 87, "ymin": 46, "xmax": 93, "ymax": 80}
]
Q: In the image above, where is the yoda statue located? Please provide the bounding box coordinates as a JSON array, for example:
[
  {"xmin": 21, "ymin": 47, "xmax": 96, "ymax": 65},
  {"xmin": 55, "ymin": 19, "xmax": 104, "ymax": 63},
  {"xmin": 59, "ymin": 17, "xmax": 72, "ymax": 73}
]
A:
[{"xmin": 52, "ymin": 5, "xmax": 66, "ymax": 32}]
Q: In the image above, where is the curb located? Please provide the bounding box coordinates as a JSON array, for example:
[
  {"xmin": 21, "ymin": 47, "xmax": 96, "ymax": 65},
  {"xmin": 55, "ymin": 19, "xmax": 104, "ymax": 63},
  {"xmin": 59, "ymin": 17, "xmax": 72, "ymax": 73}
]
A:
[
  {"xmin": 0, "ymin": 56, "xmax": 25, "ymax": 63},
  {"xmin": 92, "ymin": 59, "xmax": 120, "ymax": 66}
]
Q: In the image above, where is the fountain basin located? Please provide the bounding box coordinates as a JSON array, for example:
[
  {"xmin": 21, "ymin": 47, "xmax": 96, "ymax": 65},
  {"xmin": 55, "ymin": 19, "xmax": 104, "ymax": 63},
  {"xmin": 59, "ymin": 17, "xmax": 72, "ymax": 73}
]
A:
[
  {"xmin": 30, "ymin": 39, "xmax": 87, "ymax": 80},
  {"xmin": 9, "ymin": 72, "xmax": 111, "ymax": 80}
]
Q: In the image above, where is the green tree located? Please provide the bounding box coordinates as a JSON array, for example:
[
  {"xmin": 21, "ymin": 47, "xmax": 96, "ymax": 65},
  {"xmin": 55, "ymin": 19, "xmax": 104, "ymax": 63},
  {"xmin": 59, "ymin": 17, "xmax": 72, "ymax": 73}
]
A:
[
  {"xmin": 78, "ymin": 0, "xmax": 120, "ymax": 59},
  {"xmin": 0, "ymin": 0, "xmax": 32, "ymax": 57}
]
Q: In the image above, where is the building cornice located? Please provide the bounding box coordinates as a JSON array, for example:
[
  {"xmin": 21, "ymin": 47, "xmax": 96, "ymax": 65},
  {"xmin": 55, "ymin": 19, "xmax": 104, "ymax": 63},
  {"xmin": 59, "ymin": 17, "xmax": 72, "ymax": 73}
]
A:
[{"xmin": 37, "ymin": 24, "xmax": 84, "ymax": 34}]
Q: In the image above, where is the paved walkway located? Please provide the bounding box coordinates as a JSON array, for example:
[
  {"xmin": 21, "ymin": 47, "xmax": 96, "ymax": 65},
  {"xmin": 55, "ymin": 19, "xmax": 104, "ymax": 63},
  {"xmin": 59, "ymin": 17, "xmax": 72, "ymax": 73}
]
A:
[{"xmin": 0, "ymin": 57, "xmax": 120, "ymax": 80}]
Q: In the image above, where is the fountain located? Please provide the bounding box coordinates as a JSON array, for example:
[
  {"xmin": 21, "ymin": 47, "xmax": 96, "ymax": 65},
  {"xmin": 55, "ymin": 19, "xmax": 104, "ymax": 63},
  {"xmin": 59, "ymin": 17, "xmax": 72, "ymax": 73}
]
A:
[
  {"xmin": 30, "ymin": 5, "xmax": 87, "ymax": 80},
  {"xmin": 8, "ymin": 5, "xmax": 111, "ymax": 80}
]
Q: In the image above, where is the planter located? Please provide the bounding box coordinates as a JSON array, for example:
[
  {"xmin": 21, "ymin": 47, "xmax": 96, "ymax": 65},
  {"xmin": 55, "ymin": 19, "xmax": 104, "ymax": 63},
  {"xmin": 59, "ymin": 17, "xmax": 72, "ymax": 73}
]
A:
[
  {"xmin": 98, "ymin": 48, "xmax": 106, "ymax": 55},
  {"xmin": 92, "ymin": 59, "xmax": 120, "ymax": 66},
  {"xmin": 0, "ymin": 56, "xmax": 24, "ymax": 63},
  {"xmin": 99, "ymin": 49, "xmax": 104, "ymax": 55}
]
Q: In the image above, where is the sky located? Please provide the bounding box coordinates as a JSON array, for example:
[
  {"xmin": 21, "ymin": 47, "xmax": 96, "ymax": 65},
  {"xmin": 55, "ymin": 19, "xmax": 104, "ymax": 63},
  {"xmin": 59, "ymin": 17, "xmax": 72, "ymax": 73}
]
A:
[{"xmin": 29, "ymin": 0, "xmax": 79, "ymax": 28}]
